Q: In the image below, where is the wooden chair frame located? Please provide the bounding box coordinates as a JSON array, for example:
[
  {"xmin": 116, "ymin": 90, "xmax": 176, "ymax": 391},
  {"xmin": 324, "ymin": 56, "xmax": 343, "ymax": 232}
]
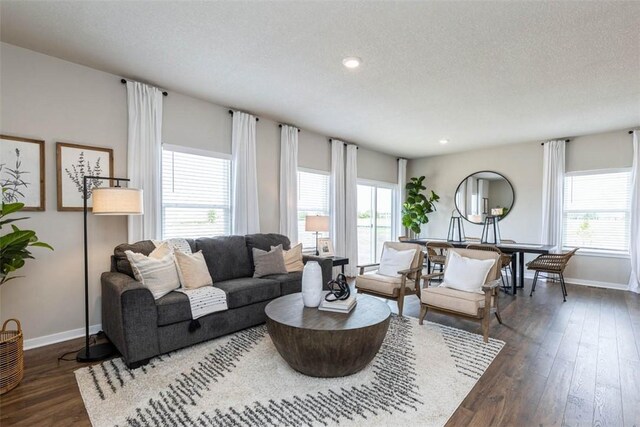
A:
[{"xmin": 356, "ymin": 250, "xmax": 424, "ymax": 317}]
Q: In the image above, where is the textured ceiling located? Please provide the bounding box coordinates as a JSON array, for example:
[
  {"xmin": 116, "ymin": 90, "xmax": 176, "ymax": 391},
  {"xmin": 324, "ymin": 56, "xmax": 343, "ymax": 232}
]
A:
[{"xmin": 1, "ymin": 1, "xmax": 639, "ymax": 158}]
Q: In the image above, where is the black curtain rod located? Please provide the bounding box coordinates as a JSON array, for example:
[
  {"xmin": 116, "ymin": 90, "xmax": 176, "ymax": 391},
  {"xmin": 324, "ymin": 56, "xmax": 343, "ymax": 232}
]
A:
[
  {"xmin": 540, "ymin": 139, "xmax": 570, "ymax": 146},
  {"xmin": 120, "ymin": 79, "xmax": 167, "ymax": 96},
  {"xmin": 278, "ymin": 124, "xmax": 300, "ymax": 132},
  {"xmin": 228, "ymin": 110, "xmax": 259, "ymax": 121},
  {"xmin": 630, "ymin": 130, "xmax": 636, "ymax": 134},
  {"xmin": 328, "ymin": 138, "xmax": 358, "ymax": 149}
]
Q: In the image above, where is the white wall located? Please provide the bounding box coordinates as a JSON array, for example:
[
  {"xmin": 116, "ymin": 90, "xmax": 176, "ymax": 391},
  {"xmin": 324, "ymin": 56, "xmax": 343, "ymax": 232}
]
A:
[
  {"xmin": 407, "ymin": 129, "xmax": 634, "ymax": 288},
  {"xmin": 0, "ymin": 43, "xmax": 399, "ymax": 343}
]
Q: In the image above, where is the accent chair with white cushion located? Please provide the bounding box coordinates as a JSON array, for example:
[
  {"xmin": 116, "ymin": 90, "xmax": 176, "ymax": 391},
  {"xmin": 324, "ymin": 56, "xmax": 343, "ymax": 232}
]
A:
[
  {"xmin": 419, "ymin": 248, "xmax": 502, "ymax": 342},
  {"xmin": 355, "ymin": 242, "xmax": 424, "ymax": 316}
]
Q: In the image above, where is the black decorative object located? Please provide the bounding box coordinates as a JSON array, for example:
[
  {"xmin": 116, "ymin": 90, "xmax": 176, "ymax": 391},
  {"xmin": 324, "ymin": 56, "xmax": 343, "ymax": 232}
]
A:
[
  {"xmin": 447, "ymin": 210, "xmax": 465, "ymax": 242},
  {"xmin": 325, "ymin": 273, "xmax": 351, "ymax": 302},
  {"xmin": 481, "ymin": 216, "xmax": 501, "ymax": 245}
]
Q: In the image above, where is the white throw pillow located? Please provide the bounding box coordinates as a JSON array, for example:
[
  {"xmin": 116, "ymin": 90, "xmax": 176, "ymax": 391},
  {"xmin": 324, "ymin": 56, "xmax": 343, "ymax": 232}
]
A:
[
  {"xmin": 174, "ymin": 250, "xmax": 213, "ymax": 290},
  {"xmin": 272, "ymin": 243, "xmax": 304, "ymax": 273},
  {"xmin": 125, "ymin": 247, "xmax": 180, "ymax": 300},
  {"xmin": 377, "ymin": 247, "xmax": 416, "ymax": 277},
  {"xmin": 442, "ymin": 251, "xmax": 496, "ymax": 294}
]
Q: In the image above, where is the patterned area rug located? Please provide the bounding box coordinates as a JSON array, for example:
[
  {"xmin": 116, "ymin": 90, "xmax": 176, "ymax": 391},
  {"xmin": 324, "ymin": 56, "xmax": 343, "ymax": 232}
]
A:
[{"xmin": 75, "ymin": 316, "xmax": 504, "ymax": 427}]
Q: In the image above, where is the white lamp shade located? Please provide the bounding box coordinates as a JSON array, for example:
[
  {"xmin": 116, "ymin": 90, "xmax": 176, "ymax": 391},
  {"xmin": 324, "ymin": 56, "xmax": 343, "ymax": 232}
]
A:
[
  {"xmin": 92, "ymin": 187, "xmax": 143, "ymax": 215},
  {"xmin": 305, "ymin": 215, "xmax": 329, "ymax": 232}
]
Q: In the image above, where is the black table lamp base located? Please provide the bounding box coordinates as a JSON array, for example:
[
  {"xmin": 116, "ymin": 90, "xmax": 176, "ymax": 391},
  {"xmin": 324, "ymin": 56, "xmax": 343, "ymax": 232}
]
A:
[{"xmin": 76, "ymin": 342, "xmax": 116, "ymax": 362}]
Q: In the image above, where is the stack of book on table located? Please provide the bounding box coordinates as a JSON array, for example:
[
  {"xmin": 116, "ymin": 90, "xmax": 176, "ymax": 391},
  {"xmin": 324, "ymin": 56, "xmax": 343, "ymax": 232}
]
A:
[{"xmin": 319, "ymin": 295, "xmax": 357, "ymax": 313}]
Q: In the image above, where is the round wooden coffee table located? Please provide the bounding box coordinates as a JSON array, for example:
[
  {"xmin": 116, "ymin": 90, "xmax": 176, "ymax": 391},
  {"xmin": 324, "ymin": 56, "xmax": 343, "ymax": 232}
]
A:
[{"xmin": 265, "ymin": 293, "xmax": 391, "ymax": 378}]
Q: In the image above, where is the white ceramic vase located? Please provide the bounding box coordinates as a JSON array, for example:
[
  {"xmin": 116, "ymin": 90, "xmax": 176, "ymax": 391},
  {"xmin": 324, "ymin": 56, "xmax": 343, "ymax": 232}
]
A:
[{"xmin": 301, "ymin": 261, "xmax": 323, "ymax": 307}]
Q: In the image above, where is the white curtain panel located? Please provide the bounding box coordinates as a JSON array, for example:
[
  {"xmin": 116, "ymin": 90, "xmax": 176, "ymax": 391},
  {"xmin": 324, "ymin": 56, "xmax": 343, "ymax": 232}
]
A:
[
  {"xmin": 396, "ymin": 158, "xmax": 407, "ymax": 238},
  {"xmin": 279, "ymin": 125, "xmax": 299, "ymax": 243},
  {"xmin": 628, "ymin": 131, "xmax": 640, "ymax": 293},
  {"xmin": 345, "ymin": 144, "xmax": 358, "ymax": 276},
  {"xmin": 330, "ymin": 140, "xmax": 346, "ymax": 258},
  {"xmin": 231, "ymin": 111, "xmax": 260, "ymax": 235},
  {"xmin": 540, "ymin": 140, "xmax": 566, "ymax": 252},
  {"xmin": 126, "ymin": 81, "xmax": 163, "ymax": 243}
]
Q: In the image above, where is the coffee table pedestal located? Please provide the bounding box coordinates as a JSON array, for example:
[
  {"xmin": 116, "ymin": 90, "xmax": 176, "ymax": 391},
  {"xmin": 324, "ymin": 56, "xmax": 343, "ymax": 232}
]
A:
[{"xmin": 265, "ymin": 293, "xmax": 391, "ymax": 378}]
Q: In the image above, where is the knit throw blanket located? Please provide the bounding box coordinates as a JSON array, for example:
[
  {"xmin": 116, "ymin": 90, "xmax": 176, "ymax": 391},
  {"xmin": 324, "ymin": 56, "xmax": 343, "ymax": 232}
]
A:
[{"xmin": 176, "ymin": 286, "xmax": 228, "ymax": 321}]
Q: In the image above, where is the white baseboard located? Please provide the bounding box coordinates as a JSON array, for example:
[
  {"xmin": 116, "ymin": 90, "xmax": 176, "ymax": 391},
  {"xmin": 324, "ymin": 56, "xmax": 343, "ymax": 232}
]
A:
[
  {"xmin": 562, "ymin": 277, "xmax": 629, "ymax": 291},
  {"xmin": 522, "ymin": 271, "xmax": 628, "ymax": 291},
  {"xmin": 24, "ymin": 323, "xmax": 102, "ymax": 351}
]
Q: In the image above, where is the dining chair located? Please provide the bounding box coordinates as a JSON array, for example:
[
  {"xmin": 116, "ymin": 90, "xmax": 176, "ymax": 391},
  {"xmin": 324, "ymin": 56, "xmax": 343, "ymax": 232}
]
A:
[
  {"xmin": 527, "ymin": 248, "xmax": 579, "ymax": 302},
  {"xmin": 425, "ymin": 241, "xmax": 453, "ymax": 275},
  {"xmin": 466, "ymin": 243, "xmax": 512, "ymax": 292}
]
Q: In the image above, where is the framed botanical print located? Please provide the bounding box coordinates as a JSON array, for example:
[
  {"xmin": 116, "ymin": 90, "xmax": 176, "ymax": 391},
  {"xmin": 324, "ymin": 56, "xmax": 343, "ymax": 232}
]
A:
[
  {"xmin": 0, "ymin": 135, "xmax": 45, "ymax": 211},
  {"xmin": 56, "ymin": 142, "xmax": 114, "ymax": 211}
]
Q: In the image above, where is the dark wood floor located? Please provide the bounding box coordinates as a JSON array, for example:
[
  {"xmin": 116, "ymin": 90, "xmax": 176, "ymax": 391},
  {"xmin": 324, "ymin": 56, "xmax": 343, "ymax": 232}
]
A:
[{"xmin": 2, "ymin": 279, "xmax": 639, "ymax": 426}]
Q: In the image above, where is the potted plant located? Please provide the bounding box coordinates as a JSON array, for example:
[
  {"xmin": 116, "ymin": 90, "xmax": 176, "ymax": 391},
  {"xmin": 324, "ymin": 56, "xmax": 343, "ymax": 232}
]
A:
[
  {"xmin": 0, "ymin": 193, "xmax": 52, "ymax": 394},
  {"xmin": 401, "ymin": 176, "xmax": 439, "ymax": 238}
]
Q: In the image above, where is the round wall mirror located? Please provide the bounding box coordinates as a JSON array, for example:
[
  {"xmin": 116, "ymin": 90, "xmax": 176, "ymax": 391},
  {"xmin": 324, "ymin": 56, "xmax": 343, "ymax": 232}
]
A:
[{"xmin": 454, "ymin": 171, "xmax": 514, "ymax": 224}]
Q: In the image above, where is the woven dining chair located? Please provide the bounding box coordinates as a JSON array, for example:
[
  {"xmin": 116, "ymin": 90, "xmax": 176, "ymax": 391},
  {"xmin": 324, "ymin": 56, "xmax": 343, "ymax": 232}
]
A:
[
  {"xmin": 466, "ymin": 244, "xmax": 512, "ymax": 292},
  {"xmin": 527, "ymin": 248, "xmax": 579, "ymax": 302},
  {"xmin": 425, "ymin": 241, "xmax": 453, "ymax": 275}
]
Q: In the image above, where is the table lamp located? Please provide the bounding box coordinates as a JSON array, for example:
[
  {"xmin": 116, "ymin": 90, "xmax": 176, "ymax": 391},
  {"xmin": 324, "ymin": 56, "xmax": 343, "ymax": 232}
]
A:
[
  {"xmin": 76, "ymin": 176, "xmax": 143, "ymax": 362},
  {"xmin": 305, "ymin": 215, "xmax": 329, "ymax": 255}
]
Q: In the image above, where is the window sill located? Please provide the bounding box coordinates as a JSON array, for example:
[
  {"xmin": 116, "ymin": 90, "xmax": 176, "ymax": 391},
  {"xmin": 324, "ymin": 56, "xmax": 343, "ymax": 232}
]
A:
[{"xmin": 567, "ymin": 248, "xmax": 630, "ymax": 260}]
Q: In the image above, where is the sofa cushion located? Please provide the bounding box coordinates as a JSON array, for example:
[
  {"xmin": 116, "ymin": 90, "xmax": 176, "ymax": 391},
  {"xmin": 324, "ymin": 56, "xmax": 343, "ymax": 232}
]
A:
[
  {"xmin": 195, "ymin": 236, "xmax": 252, "ymax": 282},
  {"xmin": 245, "ymin": 233, "xmax": 291, "ymax": 272},
  {"xmin": 113, "ymin": 239, "xmax": 196, "ymax": 278},
  {"xmin": 264, "ymin": 271, "xmax": 303, "ymax": 295},
  {"xmin": 214, "ymin": 277, "xmax": 280, "ymax": 309},
  {"xmin": 156, "ymin": 291, "xmax": 192, "ymax": 326}
]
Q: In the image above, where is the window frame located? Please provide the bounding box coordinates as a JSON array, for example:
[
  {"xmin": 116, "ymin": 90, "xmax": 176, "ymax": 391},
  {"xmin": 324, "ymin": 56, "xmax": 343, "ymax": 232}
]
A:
[
  {"xmin": 357, "ymin": 178, "xmax": 398, "ymax": 264},
  {"xmin": 297, "ymin": 167, "xmax": 331, "ymax": 252},
  {"xmin": 161, "ymin": 143, "xmax": 232, "ymax": 239},
  {"xmin": 562, "ymin": 167, "xmax": 631, "ymax": 258}
]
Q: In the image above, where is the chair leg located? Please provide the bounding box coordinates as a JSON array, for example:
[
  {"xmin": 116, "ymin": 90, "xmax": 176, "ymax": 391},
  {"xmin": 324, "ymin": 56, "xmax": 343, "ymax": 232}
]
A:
[
  {"xmin": 397, "ymin": 297, "xmax": 404, "ymax": 317},
  {"xmin": 418, "ymin": 304, "xmax": 428, "ymax": 325},
  {"xmin": 482, "ymin": 311, "xmax": 490, "ymax": 343},
  {"xmin": 529, "ymin": 271, "xmax": 539, "ymax": 296},
  {"xmin": 560, "ymin": 274, "xmax": 567, "ymax": 302},
  {"xmin": 495, "ymin": 311, "xmax": 503, "ymax": 324}
]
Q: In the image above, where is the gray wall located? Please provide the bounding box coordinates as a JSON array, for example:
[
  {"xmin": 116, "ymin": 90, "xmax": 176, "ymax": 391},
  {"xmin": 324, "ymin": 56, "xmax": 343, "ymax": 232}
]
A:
[
  {"xmin": 0, "ymin": 43, "xmax": 398, "ymax": 343},
  {"xmin": 407, "ymin": 129, "xmax": 634, "ymax": 288}
]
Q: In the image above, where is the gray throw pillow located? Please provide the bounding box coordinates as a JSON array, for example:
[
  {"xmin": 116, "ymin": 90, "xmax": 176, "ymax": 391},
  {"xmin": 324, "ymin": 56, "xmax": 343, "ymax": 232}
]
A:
[{"xmin": 252, "ymin": 245, "xmax": 287, "ymax": 278}]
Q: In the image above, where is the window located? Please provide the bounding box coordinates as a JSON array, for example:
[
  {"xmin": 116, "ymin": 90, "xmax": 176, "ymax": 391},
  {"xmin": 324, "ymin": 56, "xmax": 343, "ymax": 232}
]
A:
[
  {"xmin": 162, "ymin": 145, "xmax": 231, "ymax": 239},
  {"xmin": 563, "ymin": 169, "xmax": 631, "ymax": 254},
  {"xmin": 297, "ymin": 169, "xmax": 330, "ymax": 250},
  {"xmin": 357, "ymin": 181, "xmax": 396, "ymax": 265}
]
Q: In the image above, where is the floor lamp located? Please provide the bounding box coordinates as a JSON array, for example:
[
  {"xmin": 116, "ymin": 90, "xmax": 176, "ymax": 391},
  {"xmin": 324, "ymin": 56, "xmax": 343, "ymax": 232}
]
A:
[
  {"xmin": 76, "ymin": 176, "xmax": 143, "ymax": 362},
  {"xmin": 305, "ymin": 215, "xmax": 329, "ymax": 255}
]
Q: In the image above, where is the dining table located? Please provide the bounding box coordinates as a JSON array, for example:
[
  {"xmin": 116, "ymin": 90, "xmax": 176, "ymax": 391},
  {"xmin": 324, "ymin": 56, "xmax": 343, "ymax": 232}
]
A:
[{"xmin": 406, "ymin": 238, "xmax": 555, "ymax": 295}]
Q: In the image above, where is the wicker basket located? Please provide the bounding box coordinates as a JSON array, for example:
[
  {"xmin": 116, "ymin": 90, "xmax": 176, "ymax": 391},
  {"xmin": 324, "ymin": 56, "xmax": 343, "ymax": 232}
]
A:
[{"xmin": 0, "ymin": 319, "xmax": 24, "ymax": 395}]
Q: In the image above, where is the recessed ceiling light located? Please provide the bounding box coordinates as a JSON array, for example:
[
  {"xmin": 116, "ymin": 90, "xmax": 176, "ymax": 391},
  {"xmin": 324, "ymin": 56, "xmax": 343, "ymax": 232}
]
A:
[
  {"xmin": 342, "ymin": 57, "xmax": 361, "ymax": 69},
  {"xmin": 439, "ymin": 139, "xmax": 449, "ymax": 145}
]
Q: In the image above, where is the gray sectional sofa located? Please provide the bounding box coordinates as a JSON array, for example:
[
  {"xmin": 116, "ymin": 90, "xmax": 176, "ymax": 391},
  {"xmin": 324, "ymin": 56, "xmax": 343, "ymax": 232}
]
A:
[{"xmin": 101, "ymin": 233, "xmax": 333, "ymax": 368}]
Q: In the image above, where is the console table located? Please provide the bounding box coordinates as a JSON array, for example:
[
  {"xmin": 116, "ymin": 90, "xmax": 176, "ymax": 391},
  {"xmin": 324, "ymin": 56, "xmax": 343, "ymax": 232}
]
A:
[
  {"xmin": 325, "ymin": 256, "xmax": 349, "ymax": 274},
  {"xmin": 406, "ymin": 239, "xmax": 554, "ymax": 295}
]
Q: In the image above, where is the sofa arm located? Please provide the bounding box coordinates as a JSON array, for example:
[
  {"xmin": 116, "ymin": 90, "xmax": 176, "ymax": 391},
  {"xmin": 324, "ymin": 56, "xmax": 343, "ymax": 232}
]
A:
[
  {"xmin": 101, "ymin": 272, "xmax": 160, "ymax": 366},
  {"xmin": 302, "ymin": 255, "xmax": 334, "ymax": 289}
]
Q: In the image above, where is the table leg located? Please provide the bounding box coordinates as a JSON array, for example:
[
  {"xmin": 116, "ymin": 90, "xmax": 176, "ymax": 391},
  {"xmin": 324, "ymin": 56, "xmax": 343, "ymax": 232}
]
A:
[
  {"xmin": 511, "ymin": 253, "xmax": 517, "ymax": 295},
  {"xmin": 341, "ymin": 265, "xmax": 345, "ymax": 274},
  {"xmin": 518, "ymin": 252, "xmax": 525, "ymax": 289},
  {"xmin": 427, "ymin": 258, "xmax": 431, "ymax": 275}
]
